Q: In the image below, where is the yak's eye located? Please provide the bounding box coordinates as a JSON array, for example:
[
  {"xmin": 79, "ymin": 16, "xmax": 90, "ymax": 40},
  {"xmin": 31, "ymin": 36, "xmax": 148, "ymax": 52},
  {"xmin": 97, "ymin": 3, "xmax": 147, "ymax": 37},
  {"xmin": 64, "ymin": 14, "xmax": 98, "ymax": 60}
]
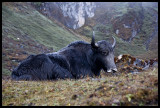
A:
[{"xmin": 101, "ymin": 51, "xmax": 108, "ymax": 55}]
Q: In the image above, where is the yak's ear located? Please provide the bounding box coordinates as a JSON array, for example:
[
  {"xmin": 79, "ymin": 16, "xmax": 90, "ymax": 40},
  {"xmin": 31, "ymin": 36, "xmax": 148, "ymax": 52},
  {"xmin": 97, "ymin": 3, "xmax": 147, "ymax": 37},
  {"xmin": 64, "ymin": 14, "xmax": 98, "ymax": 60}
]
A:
[{"xmin": 91, "ymin": 31, "xmax": 99, "ymax": 49}]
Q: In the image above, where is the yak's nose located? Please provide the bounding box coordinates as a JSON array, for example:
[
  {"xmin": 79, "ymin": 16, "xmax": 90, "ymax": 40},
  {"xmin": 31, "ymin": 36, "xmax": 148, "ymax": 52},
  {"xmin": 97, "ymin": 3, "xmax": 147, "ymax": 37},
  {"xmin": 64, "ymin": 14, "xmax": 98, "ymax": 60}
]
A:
[{"xmin": 107, "ymin": 68, "xmax": 117, "ymax": 73}]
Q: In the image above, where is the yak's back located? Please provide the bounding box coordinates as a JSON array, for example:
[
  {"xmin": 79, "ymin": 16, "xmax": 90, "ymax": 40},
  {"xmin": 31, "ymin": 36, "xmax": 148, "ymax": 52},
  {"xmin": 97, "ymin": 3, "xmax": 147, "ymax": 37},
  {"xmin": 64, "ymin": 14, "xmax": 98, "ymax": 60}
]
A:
[
  {"xmin": 58, "ymin": 41, "xmax": 91, "ymax": 53},
  {"xmin": 67, "ymin": 41, "xmax": 90, "ymax": 47}
]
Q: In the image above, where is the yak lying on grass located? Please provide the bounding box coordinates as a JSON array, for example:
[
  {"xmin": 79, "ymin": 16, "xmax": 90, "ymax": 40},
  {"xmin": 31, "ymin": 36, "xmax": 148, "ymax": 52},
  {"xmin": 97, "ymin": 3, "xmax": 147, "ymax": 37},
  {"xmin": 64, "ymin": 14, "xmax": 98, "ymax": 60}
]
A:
[{"xmin": 11, "ymin": 32, "xmax": 117, "ymax": 80}]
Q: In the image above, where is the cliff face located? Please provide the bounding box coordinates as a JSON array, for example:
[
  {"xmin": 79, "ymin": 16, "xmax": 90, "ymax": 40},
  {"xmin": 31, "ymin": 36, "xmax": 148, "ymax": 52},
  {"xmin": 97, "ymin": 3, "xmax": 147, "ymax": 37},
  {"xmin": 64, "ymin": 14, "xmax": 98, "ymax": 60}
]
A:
[{"xmin": 39, "ymin": 2, "xmax": 96, "ymax": 29}]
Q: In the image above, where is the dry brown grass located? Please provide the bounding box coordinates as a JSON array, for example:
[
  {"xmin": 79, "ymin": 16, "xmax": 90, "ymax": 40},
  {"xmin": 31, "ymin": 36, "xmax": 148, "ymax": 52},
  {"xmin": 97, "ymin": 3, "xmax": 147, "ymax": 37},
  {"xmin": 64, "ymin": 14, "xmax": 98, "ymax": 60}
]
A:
[{"xmin": 2, "ymin": 67, "xmax": 158, "ymax": 106}]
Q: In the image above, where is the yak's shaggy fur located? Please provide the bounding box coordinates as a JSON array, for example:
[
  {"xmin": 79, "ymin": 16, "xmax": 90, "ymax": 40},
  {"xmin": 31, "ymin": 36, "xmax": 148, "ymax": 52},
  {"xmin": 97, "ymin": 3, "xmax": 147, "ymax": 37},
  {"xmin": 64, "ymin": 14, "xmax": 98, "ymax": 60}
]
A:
[{"xmin": 11, "ymin": 38, "xmax": 117, "ymax": 80}]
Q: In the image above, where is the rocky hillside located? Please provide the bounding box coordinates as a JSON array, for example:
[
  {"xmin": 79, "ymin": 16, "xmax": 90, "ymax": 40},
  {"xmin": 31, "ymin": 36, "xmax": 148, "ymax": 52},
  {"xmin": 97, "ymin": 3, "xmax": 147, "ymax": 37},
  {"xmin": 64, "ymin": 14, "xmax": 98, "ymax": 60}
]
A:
[
  {"xmin": 76, "ymin": 2, "xmax": 158, "ymax": 56},
  {"xmin": 35, "ymin": 2, "xmax": 158, "ymax": 57}
]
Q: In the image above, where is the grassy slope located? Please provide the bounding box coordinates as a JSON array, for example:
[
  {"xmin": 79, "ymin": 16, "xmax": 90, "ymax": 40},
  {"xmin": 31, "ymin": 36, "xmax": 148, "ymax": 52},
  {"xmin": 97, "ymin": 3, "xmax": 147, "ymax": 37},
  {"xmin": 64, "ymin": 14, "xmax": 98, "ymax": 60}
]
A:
[
  {"xmin": 134, "ymin": 35, "xmax": 158, "ymax": 59},
  {"xmin": 114, "ymin": 35, "xmax": 146, "ymax": 57},
  {"xmin": 2, "ymin": 3, "xmax": 80, "ymax": 51},
  {"xmin": 2, "ymin": 2, "xmax": 83, "ymax": 76},
  {"xmin": 2, "ymin": 68, "xmax": 158, "ymax": 106}
]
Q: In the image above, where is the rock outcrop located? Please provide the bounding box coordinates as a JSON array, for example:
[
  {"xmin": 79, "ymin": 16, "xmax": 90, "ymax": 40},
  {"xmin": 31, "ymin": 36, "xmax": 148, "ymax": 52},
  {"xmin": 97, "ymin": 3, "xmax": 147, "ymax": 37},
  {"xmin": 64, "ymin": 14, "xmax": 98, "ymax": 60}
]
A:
[{"xmin": 39, "ymin": 2, "xmax": 96, "ymax": 29}]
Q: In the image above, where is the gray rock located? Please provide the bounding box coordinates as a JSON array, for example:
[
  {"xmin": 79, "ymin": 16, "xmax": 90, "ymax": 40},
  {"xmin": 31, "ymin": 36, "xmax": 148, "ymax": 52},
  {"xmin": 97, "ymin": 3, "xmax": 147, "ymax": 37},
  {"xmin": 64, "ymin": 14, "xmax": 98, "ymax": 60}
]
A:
[{"xmin": 40, "ymin": 2, "xmax": 96, "ymax": 29}]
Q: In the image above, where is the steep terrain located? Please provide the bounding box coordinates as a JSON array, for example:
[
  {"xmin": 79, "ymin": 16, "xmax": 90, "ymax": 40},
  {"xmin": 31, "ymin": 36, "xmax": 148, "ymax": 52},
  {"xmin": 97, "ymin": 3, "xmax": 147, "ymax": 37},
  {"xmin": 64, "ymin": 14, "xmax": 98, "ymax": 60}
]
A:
[
  {"xmin": 75, "ymin": 2, "xmax": 158, "ymax": 57},
  {"xmin": 2, "ymin": 2, "xmax": 84, "ymax": 76},
  {"xmin": 36, "ymin": 2, "xmax": 96, "ymax": 29},
  {"xmin": 30, "ymin": 2, "xmax": 158, "ymax": 57}
]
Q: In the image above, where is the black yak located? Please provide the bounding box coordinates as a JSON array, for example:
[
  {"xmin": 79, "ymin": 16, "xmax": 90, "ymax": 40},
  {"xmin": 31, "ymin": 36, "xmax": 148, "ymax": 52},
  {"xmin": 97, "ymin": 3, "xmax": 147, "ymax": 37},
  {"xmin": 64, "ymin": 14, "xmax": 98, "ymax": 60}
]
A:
[{"xmin": 11, "ymin": 32, "xmax": 117, "ymax": 80}]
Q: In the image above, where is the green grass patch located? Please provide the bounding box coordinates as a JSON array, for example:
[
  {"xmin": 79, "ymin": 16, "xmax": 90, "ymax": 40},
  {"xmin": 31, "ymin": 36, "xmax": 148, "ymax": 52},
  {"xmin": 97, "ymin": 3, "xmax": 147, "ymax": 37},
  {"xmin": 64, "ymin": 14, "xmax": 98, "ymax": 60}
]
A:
[
  {"xmin": 113, "ymin": 35, "xmax": 146, "ymax": 56},
  {"xmin": 2, "ymin": 4, "xmax": 81, "ymax": 51},
  {"xmin": 2, "ymin": 67, "xmax": 11, "ymax": 76}
]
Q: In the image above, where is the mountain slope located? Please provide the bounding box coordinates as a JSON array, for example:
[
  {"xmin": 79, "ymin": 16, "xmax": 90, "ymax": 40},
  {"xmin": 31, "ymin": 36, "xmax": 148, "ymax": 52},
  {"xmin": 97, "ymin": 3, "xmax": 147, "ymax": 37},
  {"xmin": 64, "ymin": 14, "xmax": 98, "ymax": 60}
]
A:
[
  {"xmin": 2, "ymin": 2, "xmax": 84, "ymax": 76},
  {"xmin": 2, "ymin": 2, "xmax": 82, "ymax": 51},
  {"xmin": 31, "ymin": 2, "xmax": 158, "ymax": 58},
  {"xmin": 75, "ymin": 2, "xmax": 158, "ymax": 58}
]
